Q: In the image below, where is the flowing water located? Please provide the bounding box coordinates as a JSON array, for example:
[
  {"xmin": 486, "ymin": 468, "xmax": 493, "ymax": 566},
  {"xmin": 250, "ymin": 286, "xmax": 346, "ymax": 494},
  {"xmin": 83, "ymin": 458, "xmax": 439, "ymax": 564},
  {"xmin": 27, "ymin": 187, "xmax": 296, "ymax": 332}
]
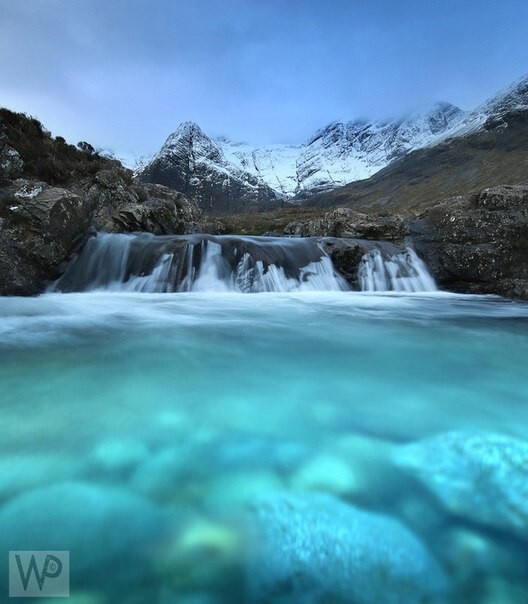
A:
[{"xmin": 1, "ymin": 235, "xmax": 528, "ymax": 603}]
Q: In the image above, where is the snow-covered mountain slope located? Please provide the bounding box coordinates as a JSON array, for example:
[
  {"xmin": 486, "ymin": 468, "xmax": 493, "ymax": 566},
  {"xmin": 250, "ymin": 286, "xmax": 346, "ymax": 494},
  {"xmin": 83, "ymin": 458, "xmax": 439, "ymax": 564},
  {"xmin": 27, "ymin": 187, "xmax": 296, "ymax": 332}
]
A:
[
  {"xmin": 139, "ymin": 74, "xmax": 528, "ymax": 214},
  {"xmin": 306, "ymin": 76, "xmax": 528, "ymax": 212},
  {"xmin": 140, "ymin": 122, "xmax": 281, "ymax": 215},
  {"xmin": 140, "ymin": 104, "xmax": 465, "ymax": 212},
  {"xmin": 217, "ymin": 102, "xmax": 466, "ymax": 198},
  {"xmin": 440, "ymin": 74, "xmax": 528, "ymax": 139}
]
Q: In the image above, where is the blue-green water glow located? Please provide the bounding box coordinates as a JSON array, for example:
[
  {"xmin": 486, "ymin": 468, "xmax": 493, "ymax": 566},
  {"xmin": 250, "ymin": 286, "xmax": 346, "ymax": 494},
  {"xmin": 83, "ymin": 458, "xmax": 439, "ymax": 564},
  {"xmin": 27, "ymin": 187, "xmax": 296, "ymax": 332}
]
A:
[{"xmin": 1, "ymin": 291, "xmax": 528, "ymax": 603}]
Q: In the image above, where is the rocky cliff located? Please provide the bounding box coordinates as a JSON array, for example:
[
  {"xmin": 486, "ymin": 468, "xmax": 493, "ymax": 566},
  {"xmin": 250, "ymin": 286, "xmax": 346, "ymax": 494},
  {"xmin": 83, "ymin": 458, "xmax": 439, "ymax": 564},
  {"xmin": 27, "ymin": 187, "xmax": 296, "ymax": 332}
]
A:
[{"xmin": 0, "ymin": 110, "xmax": 201, "ymax": 295}]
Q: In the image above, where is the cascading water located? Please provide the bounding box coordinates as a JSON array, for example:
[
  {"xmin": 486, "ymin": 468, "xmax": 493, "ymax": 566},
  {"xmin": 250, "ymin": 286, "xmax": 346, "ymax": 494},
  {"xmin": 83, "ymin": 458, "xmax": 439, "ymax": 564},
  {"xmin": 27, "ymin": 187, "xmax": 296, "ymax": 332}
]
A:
[
  {"xmin": 359, "ymin": 247, "xmax": 437, "ymax": 293},
  {"xmin": 49, "ymin": 233, "xmax": 437, "ymax": 294},
  {"xmin": 49, "ymin": 233, "xmax": 350, "ymax": 294}
]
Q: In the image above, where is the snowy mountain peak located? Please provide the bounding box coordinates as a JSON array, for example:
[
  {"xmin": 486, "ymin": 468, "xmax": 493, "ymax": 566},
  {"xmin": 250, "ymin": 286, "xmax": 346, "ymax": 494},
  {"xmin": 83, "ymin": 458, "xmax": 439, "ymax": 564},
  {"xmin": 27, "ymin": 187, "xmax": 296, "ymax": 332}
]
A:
[
  {"xmin": 441, "ymin": 74, "xmax": 528, "ymax": 140},
  {"xmin": 164, "ymin": 120, "xmax": 212, "ymax": 148},
  {"xmin": 486, "ymin": 74, "xmax": 528, "ymax": 112},
  {"xmin": 161, "ymin": 120, "xmax": 223, "ymax": 165},
  {"xmin": 172, "ymin": 120, "xmax": 205, "ymax": 136},
  {"xmin": 139, "ymin": 74, "xmax": 528, "ymax": 212},
  {"xmin": 142, "ymin": 101, "xmax": 467, "ymax": 206}
]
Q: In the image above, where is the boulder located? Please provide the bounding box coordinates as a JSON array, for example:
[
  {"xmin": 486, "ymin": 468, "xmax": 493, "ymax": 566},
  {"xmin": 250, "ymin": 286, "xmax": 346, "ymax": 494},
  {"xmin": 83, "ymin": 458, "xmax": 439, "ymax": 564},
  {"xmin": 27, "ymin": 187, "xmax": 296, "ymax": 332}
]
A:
[
  {"xmin": 394, "ymin": 431, "xmax": 528, "ymax": 538},
  {"xmin": 246, "ymin": 492, "xmax": 447, "ymax": 603},
  {"xmin": 0, "ymin": 481, "xmax": 169, "ymax": 589},
  {"xmin": 110, "ymin": 183, "xmax": 201, "ymax": 235},
  {"xmin": 78, "ymin": 169, "xmax": 201, "ymax": 234},
  {"xmin": 409, "ymin": 185, "xmax": 528, "ymax": 299},
  {"xmin": 0, "ymin": 172, "xmax": 201, "ymax": 295},
  {"xmin": 0, "ymin": 179, "xmax": 94, "ymax": 295},
  {"xmin": 284, "ymin": 184, "xmax": 528, "ymax": 299},
  {"xmin": 285, "ymin": 207, "xmax": 408, "ymax": 241},
  {"xmin": 0, "ymin": 138, "xmax": 24, "ymax": 178}
]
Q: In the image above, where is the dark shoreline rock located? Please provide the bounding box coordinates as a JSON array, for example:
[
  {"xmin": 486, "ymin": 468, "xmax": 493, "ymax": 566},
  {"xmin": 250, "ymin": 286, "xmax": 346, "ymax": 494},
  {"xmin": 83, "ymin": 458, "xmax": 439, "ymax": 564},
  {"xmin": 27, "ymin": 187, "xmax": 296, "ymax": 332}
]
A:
[
  {"xmin": 409, "ymin": 185, "xmax": 528, "ymax": 299},
  {"xmin": 0, "ymin": 174, "xmax": 201, "ymax": 296}
]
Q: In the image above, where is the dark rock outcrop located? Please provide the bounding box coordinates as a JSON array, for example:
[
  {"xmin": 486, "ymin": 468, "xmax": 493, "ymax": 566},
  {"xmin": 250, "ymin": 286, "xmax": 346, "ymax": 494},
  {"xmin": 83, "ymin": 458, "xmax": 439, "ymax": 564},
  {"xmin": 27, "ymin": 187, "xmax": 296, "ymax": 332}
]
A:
[
  {"xmin": 285, "ymin": 207, "xmax": 407, "ymax": 242},
  {"xmin": 0, "ymin": 110, "xmax": 202, "ymax": 296},
  {"xmin": 0, "ymin": 180, "xmax": 92, "ymax": 295},
  {"xmin": 410, "ymin": 185, "xmax": 528, "ymax": 299},
  {"xmin": 0, "ymin": 172, "xmax": 201, "ymax": 295},
  {"xmin": 76, "ymin": 170, "xmax": 201, "ymax": 235},
  {"xmin": 0, "ymin": 139, "xmax": 24, "ymax": 179}
]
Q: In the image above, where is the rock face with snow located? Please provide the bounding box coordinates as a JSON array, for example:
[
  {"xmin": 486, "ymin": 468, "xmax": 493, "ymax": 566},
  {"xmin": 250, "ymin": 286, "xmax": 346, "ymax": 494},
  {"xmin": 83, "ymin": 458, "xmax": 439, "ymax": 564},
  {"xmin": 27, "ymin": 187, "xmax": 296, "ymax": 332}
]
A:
[
  {"xmin": 140, "ymin": 105, "xmax": 466, "ymax": 214},
  {"xmin": 140, "ymin": 122, "xmax": 282, "ymax": 215},
  {"xmin": 444, "ymin": 74, "xmax": 528, "ymax": 137},
  {"xmin": 308, "ymin": 75, "xmax": 528, "ymax": 211},
  {"xmin": 140, "ymin": 75, "xmax": 528, "ymax": 216}
]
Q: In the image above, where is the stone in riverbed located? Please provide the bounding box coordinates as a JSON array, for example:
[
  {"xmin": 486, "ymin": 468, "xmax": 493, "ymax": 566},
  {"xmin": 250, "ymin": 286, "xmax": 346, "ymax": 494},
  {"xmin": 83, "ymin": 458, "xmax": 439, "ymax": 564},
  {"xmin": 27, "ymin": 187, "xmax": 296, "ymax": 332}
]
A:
[
  {"xmin": 0, "ymin": 454, "xmax": 82, "ymax": 501},
  {"xmin": 289, "ymin": 453, "xmax": 359, "ymax": 496},
  {"xmin": 91, "ymin": 438, "xmax": 149, "ymax": 476},
  {"xmin": 393, "ymin": 431, "xmax": 528, "ymax": 538},
  {"xmin": 160, "ymin": 519, "xmax": 240, "ymax": 590},
  {"xmin": 205, "ymin": 470, "xmax": 284, "ymax": 516},
  {"xmin": 245, "ymin": 492, "xmax": 447, "ymax": 604},
  {"xmin": 0, "ymin": 481, "xmax": 169, "ymax": 590}
]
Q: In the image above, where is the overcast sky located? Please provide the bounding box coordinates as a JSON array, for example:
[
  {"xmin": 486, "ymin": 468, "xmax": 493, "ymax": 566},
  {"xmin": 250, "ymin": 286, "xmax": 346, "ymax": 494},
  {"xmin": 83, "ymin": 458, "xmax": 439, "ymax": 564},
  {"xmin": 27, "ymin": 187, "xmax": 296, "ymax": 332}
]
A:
[{"xmin": 1, "ymin": 0, "xmax": 527, "ymax": 159}]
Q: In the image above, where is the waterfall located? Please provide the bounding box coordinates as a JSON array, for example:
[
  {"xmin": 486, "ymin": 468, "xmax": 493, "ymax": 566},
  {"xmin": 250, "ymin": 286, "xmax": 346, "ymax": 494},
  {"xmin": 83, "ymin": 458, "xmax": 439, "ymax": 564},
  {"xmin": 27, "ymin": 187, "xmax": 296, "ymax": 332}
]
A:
[
  {"xmin": 358, "ymin": 248, "xmax": 437, "ymax": 292},
  {"xmin": 49, "ymin": 233, "xmax": 350, "ymax": 294},
  {"xmin": 49, "ymin": 233, "xmax": 437, "ymax": 294}
]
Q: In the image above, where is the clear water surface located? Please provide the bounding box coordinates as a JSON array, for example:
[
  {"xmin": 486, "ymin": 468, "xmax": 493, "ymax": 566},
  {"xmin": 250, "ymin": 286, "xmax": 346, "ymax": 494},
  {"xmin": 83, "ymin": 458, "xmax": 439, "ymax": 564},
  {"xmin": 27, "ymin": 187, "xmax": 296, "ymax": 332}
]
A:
[{"xmin": 0, "ymin": 291, "xmax": 528, "ymax": 603}]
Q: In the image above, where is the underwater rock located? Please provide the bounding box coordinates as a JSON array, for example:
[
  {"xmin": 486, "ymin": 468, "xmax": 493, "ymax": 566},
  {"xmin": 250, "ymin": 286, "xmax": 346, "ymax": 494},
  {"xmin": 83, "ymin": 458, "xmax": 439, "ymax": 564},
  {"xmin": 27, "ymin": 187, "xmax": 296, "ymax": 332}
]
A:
[
  {"xmin": 158, "ymin": 590, "xmax": 222, "ymax": 604},
  {"xmin": 159, "ymin": 519, "xmax": 240, "ymax": 591},
  {"xmin": 43, "ymin": 593, "xmax": 106, "ymax": 604},
  {"xmin": 0, "ymin": 481, "xmax": 169, "ymax": 588},
  {"xmin": 205, "ymin": 471, "xmax": 283, "ymax": 516},
  {"xmin": 289, "ymin": 453, "xmax": 359, "ymax": 496},
  {"xmin": 482, "ymin": 577, "xmax": 528, "ymax": 604},
  {"xmin": 91, "ymin": 438, "xmax": 149, "ymax": 476},
  {"xmin": 393, "ymin": 431, "xmax": 528, "ymax": 538},
  {"xmin": 130, "ymin": 446, "xmax": 192, "ymax": 501},
  {"xmin": 245, "ymin": 492, "xmax": 447, "ymax": 604},
  {"xmin": 0, "ymin": 454, "xmax": 82, "ymax": 501},
  {"xmin": 211, "ymin": 433, "xmax": 308, "ymax": 475}
]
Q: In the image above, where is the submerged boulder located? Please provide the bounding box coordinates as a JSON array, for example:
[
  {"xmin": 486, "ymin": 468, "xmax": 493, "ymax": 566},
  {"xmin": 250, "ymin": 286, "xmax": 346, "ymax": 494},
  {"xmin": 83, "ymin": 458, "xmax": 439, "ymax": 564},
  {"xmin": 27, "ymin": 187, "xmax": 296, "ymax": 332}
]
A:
[
  {"xmin": 0, "ymin": 481, "xmax": 169, "ymax": 590},
  {"xmin": 245, "ymin": 492, "xmax": 447, "ymax": 603},
  {"xmin": 394, "ymin": 431, "xmax": 528, "ymax": 538}
]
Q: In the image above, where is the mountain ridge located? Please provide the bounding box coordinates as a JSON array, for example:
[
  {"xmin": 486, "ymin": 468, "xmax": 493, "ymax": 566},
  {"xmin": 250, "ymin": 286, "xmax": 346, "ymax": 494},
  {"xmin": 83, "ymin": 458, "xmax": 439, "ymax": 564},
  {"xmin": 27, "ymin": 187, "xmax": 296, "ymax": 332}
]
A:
[
  {"xmin": 139, "ymin": 74, "xmax": 528, "ymax": 215},
  {"xmin": 139, "ymin": 103, "xmax": 467, "ymax": 213}
]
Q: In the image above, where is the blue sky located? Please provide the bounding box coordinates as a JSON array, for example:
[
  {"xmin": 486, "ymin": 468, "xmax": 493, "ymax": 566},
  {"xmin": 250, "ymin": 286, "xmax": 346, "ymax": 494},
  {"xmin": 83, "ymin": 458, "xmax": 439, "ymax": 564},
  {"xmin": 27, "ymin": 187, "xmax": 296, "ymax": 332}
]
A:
[{"xmin": 1, "ymin": 0, "xmax": 527, "ymax": 158}]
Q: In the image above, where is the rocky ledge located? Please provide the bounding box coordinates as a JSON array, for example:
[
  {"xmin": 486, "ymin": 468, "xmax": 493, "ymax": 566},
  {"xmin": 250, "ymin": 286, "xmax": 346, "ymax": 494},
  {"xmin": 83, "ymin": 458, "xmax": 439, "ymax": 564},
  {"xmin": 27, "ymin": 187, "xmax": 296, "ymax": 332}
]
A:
[
  {"xmin": 0, "ymin": 171, "xmax": 201, "ymax": 295},
  {"xmin": 285, "ymin": 184, "xmax": 528, "ymax": 300}
]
